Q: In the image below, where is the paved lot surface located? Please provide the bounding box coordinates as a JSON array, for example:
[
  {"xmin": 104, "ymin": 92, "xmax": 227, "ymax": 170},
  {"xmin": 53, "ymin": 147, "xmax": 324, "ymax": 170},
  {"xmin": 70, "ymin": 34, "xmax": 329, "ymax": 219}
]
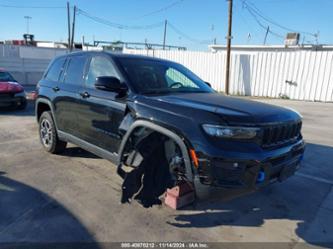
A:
[{"xmin": 0, "ymin": 98, "xmax": 333, "ymax": 248}]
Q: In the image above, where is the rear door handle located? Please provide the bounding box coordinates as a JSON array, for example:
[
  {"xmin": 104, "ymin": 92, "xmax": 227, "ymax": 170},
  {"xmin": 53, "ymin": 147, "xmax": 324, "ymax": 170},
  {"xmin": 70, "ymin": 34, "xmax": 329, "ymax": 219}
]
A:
[
  {"xmin": 80, "ymin": 91, "xmax": 90, "ymax": 98},
  {"xmin": 52, "ymin": 86, "xmax": 60, "ymax": 92}
]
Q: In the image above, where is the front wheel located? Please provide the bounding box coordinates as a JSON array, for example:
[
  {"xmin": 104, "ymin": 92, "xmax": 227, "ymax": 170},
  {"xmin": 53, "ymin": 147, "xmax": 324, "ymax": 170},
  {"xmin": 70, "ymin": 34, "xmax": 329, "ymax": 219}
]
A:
[{"xmin": 39, "ymin": 111, "xmax": 67, "ymax": 154}]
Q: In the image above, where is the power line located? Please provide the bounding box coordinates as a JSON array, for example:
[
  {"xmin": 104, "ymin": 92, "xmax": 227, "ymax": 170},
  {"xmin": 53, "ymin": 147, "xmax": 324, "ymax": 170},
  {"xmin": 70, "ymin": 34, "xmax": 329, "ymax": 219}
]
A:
[
  {"xmin": 242, "ymin": 2, "xmax": 284, "ymax": 40},
  {"xmin": 168, "ymin": 22, "xmax": 211, "ymax": 45},
  {"xmin": 77, "ymin": 8, "xmax": 164, "ymax": 30},
  {"xmin": 240, "ymin": 0, "xmax": 285, "ymax": 40},
  {"xmin": 235, "ymin": 3, "xmax": 261, "ymax": 39},
  {"xmin": 134, "ymin": 0, "xmax": 185, "ymax": 19},
  {"xmin": 79, "ymin": 8, "xmax": 212, "ymax": 45},
  {"xmin": 0, "ymin": 3, "xmax": 64, "ymax": 9},
  {"xmin": 241, "ymin": 0, "xmax": 316, "ymax": 37},
  {"xmin": 246, "ymin": 1, "xmax": 315, "ymax": 36}
]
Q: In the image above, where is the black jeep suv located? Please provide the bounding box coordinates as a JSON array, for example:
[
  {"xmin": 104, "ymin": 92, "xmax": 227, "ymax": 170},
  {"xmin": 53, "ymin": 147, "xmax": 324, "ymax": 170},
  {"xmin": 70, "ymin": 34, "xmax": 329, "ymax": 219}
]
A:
[{"xmin": 36, "ymin": 51, "xmax": 305, "ymax": 200}]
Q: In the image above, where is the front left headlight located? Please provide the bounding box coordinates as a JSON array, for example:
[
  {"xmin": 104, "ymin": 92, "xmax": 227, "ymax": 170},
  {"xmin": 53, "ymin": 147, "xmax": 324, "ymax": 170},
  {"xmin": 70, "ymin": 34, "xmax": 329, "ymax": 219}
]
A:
[{"xmin": 202, "ymin": 124, "xmax": 259, "ymax": 139}]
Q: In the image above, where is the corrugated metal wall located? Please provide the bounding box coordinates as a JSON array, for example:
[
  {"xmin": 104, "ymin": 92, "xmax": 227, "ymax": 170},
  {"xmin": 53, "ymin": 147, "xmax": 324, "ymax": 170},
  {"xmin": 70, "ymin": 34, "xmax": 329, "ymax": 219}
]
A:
[
  {"xmin": 0, "ymin": 57, "xmax": 51, "ymax": 85},
  {"xmin": 1, "ymin": 44, "xmax": 332, "ymax": 101},
  {"xmin": 0, "ymin": 45, "xmax": 67, "ymax": 85},
  {"xmin": 124, "ymin": 48, "xmax": 333, "ymax": 102}
]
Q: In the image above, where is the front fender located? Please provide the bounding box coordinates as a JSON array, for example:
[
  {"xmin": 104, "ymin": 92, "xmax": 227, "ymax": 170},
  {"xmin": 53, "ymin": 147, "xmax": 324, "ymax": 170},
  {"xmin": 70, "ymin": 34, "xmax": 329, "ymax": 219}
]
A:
[{"xmin": 35, "ymin": 97, "xmax": 57, "ymax": 127}]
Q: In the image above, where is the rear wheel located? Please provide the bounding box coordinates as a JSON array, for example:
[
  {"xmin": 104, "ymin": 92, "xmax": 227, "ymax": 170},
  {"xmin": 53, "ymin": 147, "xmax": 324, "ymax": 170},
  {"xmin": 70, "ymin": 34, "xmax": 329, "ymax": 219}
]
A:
[{"xmin": 39, "ymin": 111, "xmax": 67, "ymax": 154}]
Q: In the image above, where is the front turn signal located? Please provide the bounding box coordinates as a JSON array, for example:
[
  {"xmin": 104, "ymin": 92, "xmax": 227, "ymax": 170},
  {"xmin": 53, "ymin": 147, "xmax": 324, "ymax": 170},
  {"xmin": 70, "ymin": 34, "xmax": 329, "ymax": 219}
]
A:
[{"xmin": 189, "ymin": 149, "xmax": 199, "ymax": 168}]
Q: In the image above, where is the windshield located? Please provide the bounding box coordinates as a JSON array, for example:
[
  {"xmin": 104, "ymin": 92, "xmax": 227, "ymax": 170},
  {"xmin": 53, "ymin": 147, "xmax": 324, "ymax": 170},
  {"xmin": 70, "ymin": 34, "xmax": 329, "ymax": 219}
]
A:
[
  {"xmin": 0, "ymin": 71, "xmax": 16, "ymax": 82},
  {"xmin": 117, "ymin": 57, "xmax": 214, "ymax": 94}
]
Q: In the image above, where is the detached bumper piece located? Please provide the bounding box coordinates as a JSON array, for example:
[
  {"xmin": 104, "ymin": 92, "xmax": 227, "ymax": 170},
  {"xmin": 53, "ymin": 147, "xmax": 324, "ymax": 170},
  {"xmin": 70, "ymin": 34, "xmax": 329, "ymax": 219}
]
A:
[{"xmin": 197, "ymin": 145, "xmax": 305, "ymax": 190}]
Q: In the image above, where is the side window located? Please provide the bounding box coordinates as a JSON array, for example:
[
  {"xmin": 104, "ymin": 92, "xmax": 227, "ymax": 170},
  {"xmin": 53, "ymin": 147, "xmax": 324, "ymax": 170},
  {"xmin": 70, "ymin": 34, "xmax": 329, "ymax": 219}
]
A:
[
  {"xmin": 86, "ymin": 56, "xmax": 117, "ymax": 88},
  {"xmin": 165, "ymin": 68, "xmax": 198, "ymax": 88},
  {"xmin": 45, "ymin": 57, "xmax": 66, "ymax": 82},
  {"xmin": 64, "ymin": 55, "xmax": 87, "ymax": 85}
]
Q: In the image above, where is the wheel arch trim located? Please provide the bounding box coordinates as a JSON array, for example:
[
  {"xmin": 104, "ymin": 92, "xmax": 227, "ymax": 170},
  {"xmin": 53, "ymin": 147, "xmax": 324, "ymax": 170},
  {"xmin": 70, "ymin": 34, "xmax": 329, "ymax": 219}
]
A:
[
  {"xmin": 118, "ymin": 119, "xmax": 194, "ymax": 181},
  {"xmin": 35, "ymin": 98, "xmax": 58, "ymax": 130}
]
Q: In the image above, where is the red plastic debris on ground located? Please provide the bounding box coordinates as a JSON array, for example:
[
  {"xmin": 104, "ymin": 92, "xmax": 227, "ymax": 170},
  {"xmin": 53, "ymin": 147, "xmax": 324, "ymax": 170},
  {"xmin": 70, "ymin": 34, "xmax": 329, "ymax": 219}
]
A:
[{"xmin": 164, "ymin": 181, "xmax": 195, "ymax": 210}]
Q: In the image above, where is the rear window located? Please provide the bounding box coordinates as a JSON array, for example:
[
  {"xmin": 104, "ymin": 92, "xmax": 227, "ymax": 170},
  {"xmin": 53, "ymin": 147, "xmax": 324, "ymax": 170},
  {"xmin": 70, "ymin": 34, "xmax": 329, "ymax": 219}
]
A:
[
  {"xmin": 45, "ymin": 57, "xmax": 66, "ymax": 82},
  {"xmin": 64, "ymin": 55, "xmax": 87, "ymax": 85},
  {"xmin": 0, "ymin": 71, "xmax": 16, "ymax": 82}
]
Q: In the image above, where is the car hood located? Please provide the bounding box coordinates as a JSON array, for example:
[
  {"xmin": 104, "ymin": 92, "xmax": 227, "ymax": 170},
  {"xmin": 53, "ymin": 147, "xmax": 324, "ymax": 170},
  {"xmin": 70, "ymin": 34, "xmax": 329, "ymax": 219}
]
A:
[
  {"xmin": 0, "ymin": 81, "xmax": 11, "ymax": 92},
  {"xmin": 0, "ymin": 81, "xmax": 22, "ymax": 93},
  {"xmin": 139, "ymin": 92, "xmax": 301, "ymax": 124}
]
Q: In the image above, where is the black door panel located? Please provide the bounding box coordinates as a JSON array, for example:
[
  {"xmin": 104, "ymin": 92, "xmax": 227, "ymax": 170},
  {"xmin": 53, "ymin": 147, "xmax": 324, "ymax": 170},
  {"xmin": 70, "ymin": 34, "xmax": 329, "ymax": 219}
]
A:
[
  {"xmin": 53, "ymin": 55, "xmax": 88, "ymax": 136},
  {"xmin": 77, "ymin": 89, "xmax": 126, "ymax": 152},
  {"xmin": 76, "ymin": 55, "xmax": 127, "ymax": 153},
  {"xmin": 53, "ymin": 83, "xmax": 84, "ymax": 136}
]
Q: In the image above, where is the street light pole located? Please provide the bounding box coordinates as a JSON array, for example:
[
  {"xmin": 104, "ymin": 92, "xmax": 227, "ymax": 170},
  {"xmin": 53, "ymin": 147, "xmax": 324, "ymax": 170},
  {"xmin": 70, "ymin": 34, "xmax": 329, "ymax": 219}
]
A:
[{"xmin": 24, "ymin": 16, "xmax": 32, "ymax": 34}]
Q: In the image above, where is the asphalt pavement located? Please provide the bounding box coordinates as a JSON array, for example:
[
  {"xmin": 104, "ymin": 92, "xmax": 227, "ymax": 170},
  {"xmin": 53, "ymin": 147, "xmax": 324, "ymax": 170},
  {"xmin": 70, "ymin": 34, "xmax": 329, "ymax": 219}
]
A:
[{"xmin": 0, "ymin": 98, "xmax": 332, "ymax": 248}]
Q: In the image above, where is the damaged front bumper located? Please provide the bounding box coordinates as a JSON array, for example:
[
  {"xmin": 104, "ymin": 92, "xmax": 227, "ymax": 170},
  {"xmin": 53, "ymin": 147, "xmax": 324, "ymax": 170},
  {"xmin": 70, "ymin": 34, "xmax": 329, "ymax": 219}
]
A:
[{"xmin": 193, "ymin": 139, "xmax": 305, "ymax": 193}]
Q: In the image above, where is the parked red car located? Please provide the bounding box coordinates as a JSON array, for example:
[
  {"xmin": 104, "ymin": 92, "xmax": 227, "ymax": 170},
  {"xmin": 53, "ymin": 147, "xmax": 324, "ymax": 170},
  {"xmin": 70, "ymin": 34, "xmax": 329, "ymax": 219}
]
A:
[{"xmin": 0, "ymin": 69, "xmax": 27, "ymax": 110}]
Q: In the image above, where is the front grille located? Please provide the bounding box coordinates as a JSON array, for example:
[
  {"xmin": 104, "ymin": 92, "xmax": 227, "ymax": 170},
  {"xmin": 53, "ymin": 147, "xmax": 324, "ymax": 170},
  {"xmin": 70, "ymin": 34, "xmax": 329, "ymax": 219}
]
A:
[
  {"xmin": 0, "ymin": 93, "xmax": 13, "ymax": 98},
  {"xmin": 262, "ymin": 121, "xmax": 302, "ymax": 148}
]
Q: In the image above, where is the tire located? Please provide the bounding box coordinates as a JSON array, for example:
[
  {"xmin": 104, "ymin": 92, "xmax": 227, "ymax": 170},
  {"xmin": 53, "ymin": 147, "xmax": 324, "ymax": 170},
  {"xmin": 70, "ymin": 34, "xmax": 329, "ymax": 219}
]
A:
[{"xmin": 39, "ymin": 111, "xmax": 67, "ymax": 154}]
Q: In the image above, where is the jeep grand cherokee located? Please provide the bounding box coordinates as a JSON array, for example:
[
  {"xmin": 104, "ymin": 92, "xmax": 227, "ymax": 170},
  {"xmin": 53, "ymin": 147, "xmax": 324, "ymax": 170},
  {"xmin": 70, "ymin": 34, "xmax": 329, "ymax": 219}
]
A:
[{"xmin": 35, "ymin": 52, "xmax": 305, "ymax": 202}]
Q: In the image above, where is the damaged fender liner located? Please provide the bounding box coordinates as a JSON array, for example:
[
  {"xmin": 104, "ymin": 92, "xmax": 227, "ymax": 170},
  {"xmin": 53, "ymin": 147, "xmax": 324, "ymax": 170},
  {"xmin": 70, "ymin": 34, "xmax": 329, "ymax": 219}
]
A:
[
  {"xmin": 119, "ymin": 132, "xmax": 173, "ymax": 207},
  {"xmin": 117, "ymin": 120, "xmax": 194, "ymax": 181},
  {"xmin": 117, "ymin": 120, "xmax": 195, "ymax": 207}
]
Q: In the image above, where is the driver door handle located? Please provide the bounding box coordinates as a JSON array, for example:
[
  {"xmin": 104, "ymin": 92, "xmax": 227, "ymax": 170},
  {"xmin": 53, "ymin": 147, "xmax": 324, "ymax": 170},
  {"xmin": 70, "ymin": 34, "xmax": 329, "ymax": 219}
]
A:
[
  {"xmin": 52, "ymin": 86, "xmax": 60, "ymax": 92},
  {"xmin": 80, "ymin": 91, "xmax": 90, "ymax": 98}
]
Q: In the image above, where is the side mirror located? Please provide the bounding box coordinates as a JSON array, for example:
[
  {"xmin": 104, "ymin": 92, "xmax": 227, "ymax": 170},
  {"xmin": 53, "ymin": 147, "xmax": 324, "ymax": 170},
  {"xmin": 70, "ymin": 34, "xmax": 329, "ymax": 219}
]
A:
[
  {"xmin": 95, "ymin": 76, "xmax": 127, "ymax": 93},
  {"xmin": 205, "ymin": 82, "xmax": 212, "ymax": 87}
]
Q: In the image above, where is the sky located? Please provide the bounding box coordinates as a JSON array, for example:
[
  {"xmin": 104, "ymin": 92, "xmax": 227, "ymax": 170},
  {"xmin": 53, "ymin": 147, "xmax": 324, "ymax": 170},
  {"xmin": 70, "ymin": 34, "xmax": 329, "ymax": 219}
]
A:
[{"xmin": 0, "ymin": 0, "xmax": 332, "ymax": 51}]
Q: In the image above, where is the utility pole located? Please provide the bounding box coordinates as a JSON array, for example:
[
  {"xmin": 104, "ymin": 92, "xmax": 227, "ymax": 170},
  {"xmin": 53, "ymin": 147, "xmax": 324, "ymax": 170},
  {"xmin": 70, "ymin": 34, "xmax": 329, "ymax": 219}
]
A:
[
  {"xmin": 67, "ymin": 2, "xmax": 71, "ymax": 51},
  {"xmin": 163, "ymin": 20, "xmax": 167, "ymax": 50},
  {"xmin": 211, "ymin": 24, "xmax": 215, "ymax": 45},
  {"xmin": 263, "ymin": 26, "xmax": 270, "ymax": 45},
  {"xmin": 82, "ymin": 35, "xmax": 85, "ymax": 50},
  {"xmin": 314, "ymin": 31, "xmax": 319, "ymax": 45},
  {"xmin": 225, "ymin": 0, "xmax": 233, "ymax": 95},
  {"xmin": 247, "ymin": 33, "xmax": 251, "ymax": 44},
  {"xmin": 70, "ymin": 5, "xmax": 76, "ymax": 51},
  {"xmin": 24, "ymin": 16, "xmax": 32, "ymax": 34}
]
